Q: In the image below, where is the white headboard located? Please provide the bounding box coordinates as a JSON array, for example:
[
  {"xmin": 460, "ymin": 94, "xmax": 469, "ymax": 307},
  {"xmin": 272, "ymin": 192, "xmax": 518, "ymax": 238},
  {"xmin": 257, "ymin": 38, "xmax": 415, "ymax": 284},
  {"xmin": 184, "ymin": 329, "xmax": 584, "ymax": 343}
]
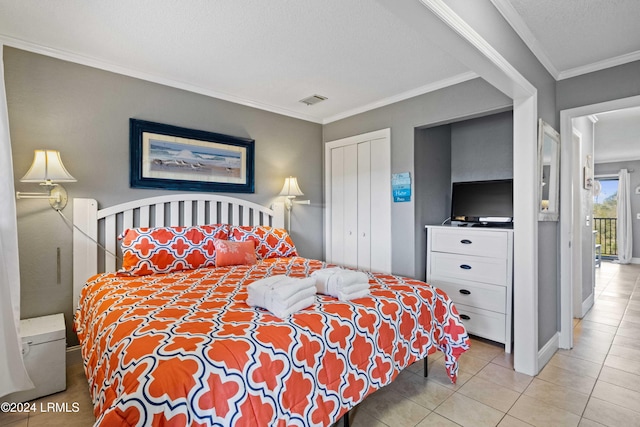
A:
[{"xmin": 73, "ymin": 193, "xmax": 285, "ymax": 308}]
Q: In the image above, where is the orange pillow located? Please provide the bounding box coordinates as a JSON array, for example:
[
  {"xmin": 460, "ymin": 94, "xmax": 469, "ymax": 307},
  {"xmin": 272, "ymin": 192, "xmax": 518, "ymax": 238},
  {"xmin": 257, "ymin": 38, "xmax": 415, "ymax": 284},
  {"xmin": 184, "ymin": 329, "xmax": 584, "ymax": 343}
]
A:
[
  {"xmin": 214, "ymin": 239, "xmax": 257, "ymax": 267},
  {"xmin": 229, "ymin": 226, "xmax": 298, "ymax": 259},
  {"xmin": 119, "ymin": 224, "xmax": 229, "ymax": 276}
]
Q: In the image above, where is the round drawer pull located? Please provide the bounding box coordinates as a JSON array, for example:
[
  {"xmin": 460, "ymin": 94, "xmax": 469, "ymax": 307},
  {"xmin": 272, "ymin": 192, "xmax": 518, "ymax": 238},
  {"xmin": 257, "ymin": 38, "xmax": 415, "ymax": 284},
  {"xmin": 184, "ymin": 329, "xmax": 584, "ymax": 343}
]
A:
[
  {"xmin": 460, "ymin": 314, "xmax": 471, "ymax": 320},
  {"xmin": 459, "ymin": 264, "xmax": 472, "ymax": 270},
  {"xmin": 459, "ymin": 289, "xmax": 471, "ymax": 295},
  {"xmin": 460, "ymin": 239, "xmax": 472, "ymax": 244}
]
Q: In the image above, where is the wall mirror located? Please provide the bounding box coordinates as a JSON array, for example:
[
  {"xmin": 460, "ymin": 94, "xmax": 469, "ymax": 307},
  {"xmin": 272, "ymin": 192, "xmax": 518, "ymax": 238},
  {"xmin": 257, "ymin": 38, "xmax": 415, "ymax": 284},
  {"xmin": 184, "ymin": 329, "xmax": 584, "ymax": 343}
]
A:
[{"xmin": 538, "ymin": 119, "xmax": 560, "ymax": 221}]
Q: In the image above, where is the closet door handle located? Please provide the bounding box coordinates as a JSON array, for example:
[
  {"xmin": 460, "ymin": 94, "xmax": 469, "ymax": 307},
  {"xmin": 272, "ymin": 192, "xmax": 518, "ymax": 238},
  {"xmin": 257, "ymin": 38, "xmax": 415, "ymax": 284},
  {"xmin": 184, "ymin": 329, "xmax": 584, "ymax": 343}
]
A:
[
  {"xmin": 460, "ymin": 239, "xmax": 472, "ymax": 244},
  {"xmin": 460, "ymin": 314, "xmax": 471, "ymax": 320},
  {"xmin": 459, "ymin": 264, "xmax": 472, "ymax": 270},
  {"xmin": 459, "ymin": 289, "xmax": 471, "ymax": 295}
]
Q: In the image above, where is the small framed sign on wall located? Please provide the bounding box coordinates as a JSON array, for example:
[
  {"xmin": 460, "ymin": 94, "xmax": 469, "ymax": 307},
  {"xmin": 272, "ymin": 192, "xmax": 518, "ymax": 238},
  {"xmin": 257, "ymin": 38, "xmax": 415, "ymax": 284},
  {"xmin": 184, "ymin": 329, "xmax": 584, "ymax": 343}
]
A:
[
  {"xmin": 130, "ymin": 119, "xmax": 255, "ymax": 193},
  {"xmin": 392, "ymin": 172, "xmax": 411, "ymax": 202}
]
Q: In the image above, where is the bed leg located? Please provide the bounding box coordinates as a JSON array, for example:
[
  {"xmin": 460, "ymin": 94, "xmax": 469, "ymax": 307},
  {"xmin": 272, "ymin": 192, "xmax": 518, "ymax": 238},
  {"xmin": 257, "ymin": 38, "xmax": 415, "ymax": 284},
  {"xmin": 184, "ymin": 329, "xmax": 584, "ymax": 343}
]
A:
[
  {"xmin": 423, "ymin": 356, "xmax": 428, "ymax": 378},
  {"xmin": 342, "ymin": 410, "xmax": 350, "ymax": 427}
]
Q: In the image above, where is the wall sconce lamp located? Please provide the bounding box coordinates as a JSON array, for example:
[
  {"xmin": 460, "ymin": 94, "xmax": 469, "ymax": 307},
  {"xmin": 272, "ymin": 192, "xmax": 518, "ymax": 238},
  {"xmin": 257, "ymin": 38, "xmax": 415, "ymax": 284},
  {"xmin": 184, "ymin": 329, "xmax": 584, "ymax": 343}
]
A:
[
  {"xmin": 16, "ymin": 149, "xmax": 77, "ymax": 210},
  {"xmin": 279, "ymin": 176, "xmax": 310, "ymax": 230}
]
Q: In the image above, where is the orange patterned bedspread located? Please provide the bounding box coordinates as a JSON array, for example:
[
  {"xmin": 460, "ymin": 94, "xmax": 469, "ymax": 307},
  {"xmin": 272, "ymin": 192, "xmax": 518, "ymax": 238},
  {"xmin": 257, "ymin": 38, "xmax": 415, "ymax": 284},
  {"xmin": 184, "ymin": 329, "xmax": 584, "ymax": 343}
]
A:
[{"xmin": 75, "ymin": 257, "xmax": 469, "ymax": 426}]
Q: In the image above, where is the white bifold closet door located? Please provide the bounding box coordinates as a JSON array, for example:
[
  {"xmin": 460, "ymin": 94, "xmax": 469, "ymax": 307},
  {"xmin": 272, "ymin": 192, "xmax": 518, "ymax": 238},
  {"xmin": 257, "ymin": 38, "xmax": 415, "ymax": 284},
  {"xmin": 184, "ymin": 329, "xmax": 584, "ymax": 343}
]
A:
[{"xmin": 326, "ymin": 129, "xmax": 390, "ymax": 273}]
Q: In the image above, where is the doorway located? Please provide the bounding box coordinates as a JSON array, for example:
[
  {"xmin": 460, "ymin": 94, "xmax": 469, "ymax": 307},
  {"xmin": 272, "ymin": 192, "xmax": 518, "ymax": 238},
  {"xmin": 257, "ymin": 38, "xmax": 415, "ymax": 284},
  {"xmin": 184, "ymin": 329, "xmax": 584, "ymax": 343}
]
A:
[
  {"xmin": 593, "ymin": 177, "xmax": 619, "ymax": 260},
  {"xmin": 560, "ymin": 94, "xmax": 640, "ymax": 350}
]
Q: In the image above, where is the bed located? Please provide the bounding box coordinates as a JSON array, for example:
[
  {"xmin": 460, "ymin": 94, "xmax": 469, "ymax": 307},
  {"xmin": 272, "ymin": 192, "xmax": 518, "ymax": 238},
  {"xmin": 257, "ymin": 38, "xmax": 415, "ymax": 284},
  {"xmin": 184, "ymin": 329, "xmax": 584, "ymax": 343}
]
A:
[{"xmin": 73, "ymin": 194, "xmax": 470, "ymax": 426}]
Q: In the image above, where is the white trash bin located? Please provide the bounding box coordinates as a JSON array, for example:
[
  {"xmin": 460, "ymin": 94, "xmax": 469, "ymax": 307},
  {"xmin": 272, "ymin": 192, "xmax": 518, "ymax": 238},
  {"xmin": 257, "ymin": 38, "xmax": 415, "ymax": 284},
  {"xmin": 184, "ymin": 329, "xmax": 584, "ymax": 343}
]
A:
[{"xmin": 6, "ymin": 313, "xmax": 66, "ymax": 403}]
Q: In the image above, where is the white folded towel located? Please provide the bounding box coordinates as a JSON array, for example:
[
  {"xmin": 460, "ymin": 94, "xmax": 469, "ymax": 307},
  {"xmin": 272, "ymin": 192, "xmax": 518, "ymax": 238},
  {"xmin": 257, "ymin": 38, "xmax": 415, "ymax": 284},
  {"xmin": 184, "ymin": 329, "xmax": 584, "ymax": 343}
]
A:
[
  {"xmin": 247, "ymin": 275, "xmax": 316, "ymax": 318},
  {"xmin": 336, "ymin": 281, "xmax": 370, "ymax": 301},
  {"xmin": 311, "ymin": 268, "xmax": 370, "ymax": 300},
  {"xmin": 339, "ymin": 287, "xmax": 371, "ymax": 301},
  {"xmin": 247, "ymin": 275, "xmax": 303, "ymax": 301},
  {"xmin": 274, "ymin": 294, "xmax": 316, "ymax": 318}
]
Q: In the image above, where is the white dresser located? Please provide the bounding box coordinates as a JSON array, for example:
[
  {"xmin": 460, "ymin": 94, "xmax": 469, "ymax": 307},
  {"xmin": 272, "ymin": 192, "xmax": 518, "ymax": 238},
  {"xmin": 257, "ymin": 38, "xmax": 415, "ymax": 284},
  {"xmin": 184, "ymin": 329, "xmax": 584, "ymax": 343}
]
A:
[{"xmin": 426, "ymin": 225, "xmax": 513, "ymax": 352}]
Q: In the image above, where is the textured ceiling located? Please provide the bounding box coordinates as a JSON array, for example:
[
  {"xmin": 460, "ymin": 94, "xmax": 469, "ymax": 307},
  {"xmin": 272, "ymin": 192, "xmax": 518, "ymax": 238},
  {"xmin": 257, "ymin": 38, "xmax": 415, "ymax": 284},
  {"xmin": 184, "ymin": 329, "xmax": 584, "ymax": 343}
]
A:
[
  {"xmin": 594, "ymin": 106, "xmax": 640, "ymax": 163},
  {"xmin": 0, "ymin": 0, "xmax": 471, "ymax": 123},
  {"xmin": 1, "ymin": 1, "xmax": 639, "ymax": 124},
  {"xmin": 497, "ymin": 0, "xmax": 640, "ymax": 78},
  {"xmin": 495, "ymin": 0, "xmax": 640, "ymax": 162}
]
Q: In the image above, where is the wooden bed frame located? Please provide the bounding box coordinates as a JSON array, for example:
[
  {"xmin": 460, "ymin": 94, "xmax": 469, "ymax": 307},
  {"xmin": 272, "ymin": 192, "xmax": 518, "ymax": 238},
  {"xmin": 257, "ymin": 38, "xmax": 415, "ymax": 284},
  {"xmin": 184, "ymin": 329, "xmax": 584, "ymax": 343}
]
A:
[{"xmin": 72, "ymin": 194, "xmax": 285, "ymax": 308}]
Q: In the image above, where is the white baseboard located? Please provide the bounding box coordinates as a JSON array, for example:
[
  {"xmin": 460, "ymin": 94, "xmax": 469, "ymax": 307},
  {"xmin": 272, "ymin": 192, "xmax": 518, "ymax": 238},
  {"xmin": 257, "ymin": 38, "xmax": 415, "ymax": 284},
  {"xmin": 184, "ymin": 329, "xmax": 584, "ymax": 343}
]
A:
[
  {"xmin": 66, "ymin": 345, "xmax": 82, "ymax": 367},
  {"xmin": 581, "ymin": 293, "xmax": 595, "ymax": 317},
  {"xmin": 538, "ymin": 332, "xmax": 559, "ymax": 372}
]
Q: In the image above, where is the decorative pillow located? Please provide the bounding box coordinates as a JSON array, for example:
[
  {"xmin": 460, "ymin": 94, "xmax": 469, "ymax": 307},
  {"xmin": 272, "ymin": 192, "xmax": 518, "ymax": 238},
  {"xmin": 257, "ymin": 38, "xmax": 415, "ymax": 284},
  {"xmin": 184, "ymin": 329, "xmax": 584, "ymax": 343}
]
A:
[
  {"xmin": 119, "ymin": 224, "xmax": 229, "ymax": 276},
  {"xmin": 229, "ymin": 226, "xmax": 298, "ymax": 259},
  {"xmin": 213, "ymin": 239, "xmax": 257, "ymax": 267}
]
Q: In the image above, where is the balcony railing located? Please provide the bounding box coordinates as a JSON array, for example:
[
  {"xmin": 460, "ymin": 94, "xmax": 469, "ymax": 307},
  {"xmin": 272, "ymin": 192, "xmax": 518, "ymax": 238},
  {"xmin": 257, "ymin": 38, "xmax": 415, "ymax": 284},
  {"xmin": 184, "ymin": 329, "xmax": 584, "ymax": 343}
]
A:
[{"xmin": 594, "ymin": 217, "xmax": 617, "ymax": 257}]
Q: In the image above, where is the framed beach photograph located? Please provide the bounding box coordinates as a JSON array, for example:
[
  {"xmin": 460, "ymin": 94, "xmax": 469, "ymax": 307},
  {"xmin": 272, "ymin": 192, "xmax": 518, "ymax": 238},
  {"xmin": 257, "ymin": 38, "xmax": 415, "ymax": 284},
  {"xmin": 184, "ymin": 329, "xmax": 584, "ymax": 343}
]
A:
[{"xmin": 130, "ymin": 119, "xmax": 255, "ymax": 193}]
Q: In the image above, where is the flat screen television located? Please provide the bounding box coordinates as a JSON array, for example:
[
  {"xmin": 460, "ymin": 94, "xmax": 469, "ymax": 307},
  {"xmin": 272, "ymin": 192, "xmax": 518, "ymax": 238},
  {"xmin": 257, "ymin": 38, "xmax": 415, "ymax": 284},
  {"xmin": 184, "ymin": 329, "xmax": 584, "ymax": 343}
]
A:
[{"xmin": 450, "ymin": 179, "xmax": 513, "ymax": 225}]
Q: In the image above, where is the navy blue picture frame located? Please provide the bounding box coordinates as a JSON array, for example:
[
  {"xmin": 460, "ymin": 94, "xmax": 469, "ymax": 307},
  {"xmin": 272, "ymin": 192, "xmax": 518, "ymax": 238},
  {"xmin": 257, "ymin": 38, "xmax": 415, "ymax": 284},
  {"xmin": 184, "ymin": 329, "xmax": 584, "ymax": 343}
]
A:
[{"xmin": 130, "ymin": 119, "xmax": 255, "ymax": 193}]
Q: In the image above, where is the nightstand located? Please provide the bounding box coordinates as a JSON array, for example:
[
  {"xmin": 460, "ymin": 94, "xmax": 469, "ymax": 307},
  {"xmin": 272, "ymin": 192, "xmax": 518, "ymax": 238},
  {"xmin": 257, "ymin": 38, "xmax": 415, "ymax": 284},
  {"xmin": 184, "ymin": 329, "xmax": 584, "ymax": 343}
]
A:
[{"xmin": 6, "ymin": 313, "xmax": 66, "ymax": 403}]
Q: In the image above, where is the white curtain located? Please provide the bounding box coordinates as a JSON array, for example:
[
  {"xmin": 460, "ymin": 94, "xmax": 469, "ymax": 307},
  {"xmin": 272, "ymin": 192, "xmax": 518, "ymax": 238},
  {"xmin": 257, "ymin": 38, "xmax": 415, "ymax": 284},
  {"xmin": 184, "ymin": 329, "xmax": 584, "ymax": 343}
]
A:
[
  {"xmin": 616, "ymin": 169, "xmax": 633, "ymax": 264},
  {"xmin": 0, "ymin": 44, "xmax": 33, "ymax": 397}
]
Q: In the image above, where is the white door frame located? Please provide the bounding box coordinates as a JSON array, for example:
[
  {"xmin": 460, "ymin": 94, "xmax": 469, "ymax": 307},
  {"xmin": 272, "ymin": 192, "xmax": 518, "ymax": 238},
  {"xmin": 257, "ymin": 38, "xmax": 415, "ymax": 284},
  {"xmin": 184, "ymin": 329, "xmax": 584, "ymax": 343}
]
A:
[
  {"xmin": 571, "ymin": 128, "xmax": 584, "ymax": 319},
  {"xmin": 420, "ymin": 0, "xmax": 539, "ymax": 376},
  {"xmin": 375, "ymin": 0, "xmax": 540, "ymax": 375},
  {"xmin": 559, "ymin": 94, "xmax": 640, "ymax": 349}
]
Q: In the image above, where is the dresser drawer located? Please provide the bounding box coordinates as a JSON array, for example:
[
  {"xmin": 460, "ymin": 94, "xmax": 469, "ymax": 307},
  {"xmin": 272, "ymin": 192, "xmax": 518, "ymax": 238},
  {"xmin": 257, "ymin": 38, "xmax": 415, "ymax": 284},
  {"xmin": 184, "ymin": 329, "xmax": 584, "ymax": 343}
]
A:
[
  {"xmin": 430, "ymin": 228, "xmax": 509, "ymax": 258},
  {"xmin": 430, "ymin": 252, "xmax": 507, "ymax": 286},
  {"xmin": 431, "ymin": 279, "xmax": 506, "ymax": 313},
  {"xmin": 455, "ymin": 304, "xmax": 506, "ymax": 343}
]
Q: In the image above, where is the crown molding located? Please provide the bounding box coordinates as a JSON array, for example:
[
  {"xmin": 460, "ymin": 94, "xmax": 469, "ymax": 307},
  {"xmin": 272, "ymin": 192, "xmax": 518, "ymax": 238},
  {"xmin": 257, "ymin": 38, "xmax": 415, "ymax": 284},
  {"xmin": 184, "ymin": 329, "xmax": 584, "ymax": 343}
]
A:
[
  {"xmin": 491, "ymin": 0, "xmax": 640, "ymax": 82},
  {"xmin": 558, "ymin": 49, "xmax": 640, "ymax": 80},
  {"xmin": 323, "ymin": 71, "xmax": 478, "ymax": 124},
  {"xmin": 490, "ymin": 0, "xmax": 559, "ymax": 80},
  {"xmin": 419, "ymin": 0, "xmax": 536, "ymax": 98},
  {"xmin": 0, "ymin": 34, "xmax": 483, "ymax": 126},
  {"xmin": 0, "ymin": 35, "xmax": 325, "ymax": 124}
]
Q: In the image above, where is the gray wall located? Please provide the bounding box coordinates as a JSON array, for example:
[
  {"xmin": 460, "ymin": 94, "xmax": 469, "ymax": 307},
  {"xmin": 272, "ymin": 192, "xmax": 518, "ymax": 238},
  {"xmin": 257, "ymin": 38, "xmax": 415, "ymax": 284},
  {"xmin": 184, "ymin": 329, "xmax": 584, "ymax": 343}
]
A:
[
  {"xmin": 450, "ymin": 111, "xmax": 513, "ymax": 182},
  {"xmin": 595, "ymin": 160, "xmax": 640, "ymax": 259},
  {"xmin": 5, "ymin": 47, "xmax": 323, "ymax": 345},
  {"xmin": 324, "ymin": 78, "xmax": 512, "ymax": 279},
  {"xmin": 443, "ymin": 0, "xmax": 557, "ymax": 128},
  {"xmin": 414, "ymin": 125, "xmax": 452, "ymax": 281},
  {"xmin": 557, "ymin": 61, "xmax": 640, "ymax": 112}
]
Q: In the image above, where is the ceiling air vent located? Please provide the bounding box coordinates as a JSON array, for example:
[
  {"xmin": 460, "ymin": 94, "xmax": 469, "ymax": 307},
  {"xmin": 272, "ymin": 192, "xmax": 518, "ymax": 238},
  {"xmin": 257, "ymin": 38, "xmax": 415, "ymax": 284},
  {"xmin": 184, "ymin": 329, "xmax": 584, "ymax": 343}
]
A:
[{"xmin": 299, "ymin": 94, "xmax": 327, "ymax": 106}]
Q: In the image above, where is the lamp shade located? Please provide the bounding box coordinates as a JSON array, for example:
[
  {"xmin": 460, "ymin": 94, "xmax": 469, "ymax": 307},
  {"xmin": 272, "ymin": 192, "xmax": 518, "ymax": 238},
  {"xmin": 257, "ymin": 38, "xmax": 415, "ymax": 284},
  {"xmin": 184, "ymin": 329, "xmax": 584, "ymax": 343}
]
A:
[
  {"xmin": 21, "ymin": 150, "xmax": 76, "ymax": 183},
  {"xmin": 279, "ymin": 176, "xmax": 304, "ymax": 197}
]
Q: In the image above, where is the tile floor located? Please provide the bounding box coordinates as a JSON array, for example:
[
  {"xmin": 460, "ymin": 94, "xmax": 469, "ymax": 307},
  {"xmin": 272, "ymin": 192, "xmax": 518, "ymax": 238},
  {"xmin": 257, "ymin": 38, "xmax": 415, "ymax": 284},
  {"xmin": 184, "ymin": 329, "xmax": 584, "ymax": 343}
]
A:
[{"xmin": 2, "ymin": 261, "xmax": 639, "ymax": 426}]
